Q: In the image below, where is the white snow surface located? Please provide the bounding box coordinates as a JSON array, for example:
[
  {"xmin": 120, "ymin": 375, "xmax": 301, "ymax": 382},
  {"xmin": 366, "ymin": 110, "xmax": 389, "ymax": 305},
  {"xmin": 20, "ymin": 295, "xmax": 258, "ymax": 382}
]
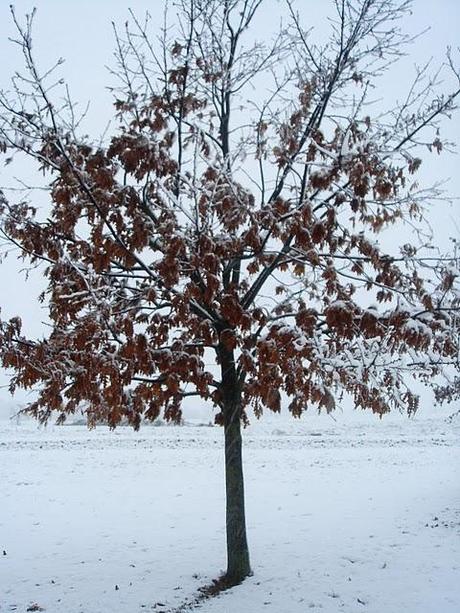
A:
[{"xmin": 1, "ymin": 410, "xmax": 459, "ymax": 613}]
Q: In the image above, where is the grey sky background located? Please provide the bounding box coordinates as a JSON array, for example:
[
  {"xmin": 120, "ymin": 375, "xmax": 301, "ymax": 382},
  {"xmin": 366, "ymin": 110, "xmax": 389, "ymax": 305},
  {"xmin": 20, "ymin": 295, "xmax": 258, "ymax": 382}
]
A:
[{"xmin": 0, "ymin": 0, "xmax": 459, "ymax": 411}]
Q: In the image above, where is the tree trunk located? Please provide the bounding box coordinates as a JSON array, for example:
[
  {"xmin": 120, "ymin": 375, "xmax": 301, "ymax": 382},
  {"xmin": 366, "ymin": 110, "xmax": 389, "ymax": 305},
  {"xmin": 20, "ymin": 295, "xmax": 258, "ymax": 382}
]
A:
[
  {"xmin": 219, "ymin": 342, "xmax": 251, "ymax": 585},
  {"xmin": 223, "ymin": 402, "xmax": 251, "ymax": 584}
]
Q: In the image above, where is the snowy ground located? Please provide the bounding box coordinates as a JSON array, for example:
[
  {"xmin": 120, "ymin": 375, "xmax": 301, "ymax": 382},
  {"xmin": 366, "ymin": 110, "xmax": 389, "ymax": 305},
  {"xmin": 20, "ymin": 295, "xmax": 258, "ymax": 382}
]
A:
[{"xmin": 1, "ymin": 409, "xmax": 459, "ymax": 613}]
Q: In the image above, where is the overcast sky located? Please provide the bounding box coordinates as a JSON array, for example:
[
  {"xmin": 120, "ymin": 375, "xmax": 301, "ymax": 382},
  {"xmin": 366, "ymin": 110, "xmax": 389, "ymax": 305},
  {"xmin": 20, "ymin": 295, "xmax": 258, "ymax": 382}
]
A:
[{"xmin": 0, "ymin": 0, "xmax": 459, "ymax": 410}]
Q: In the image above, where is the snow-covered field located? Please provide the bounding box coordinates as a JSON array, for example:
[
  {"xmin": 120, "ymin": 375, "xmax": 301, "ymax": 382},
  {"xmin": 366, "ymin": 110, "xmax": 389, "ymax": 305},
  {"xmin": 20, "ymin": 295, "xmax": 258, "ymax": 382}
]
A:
[{"xmin": 1, "ymin": 410, "xmax": 459, "ymax": 613}]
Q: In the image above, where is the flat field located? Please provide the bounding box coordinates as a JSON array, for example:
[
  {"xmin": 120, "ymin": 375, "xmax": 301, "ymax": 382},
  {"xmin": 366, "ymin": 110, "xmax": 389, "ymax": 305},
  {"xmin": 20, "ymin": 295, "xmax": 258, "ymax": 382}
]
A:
[{"xmin": 1, "ymin": 411, "xmax": 459, "ymax": 613}]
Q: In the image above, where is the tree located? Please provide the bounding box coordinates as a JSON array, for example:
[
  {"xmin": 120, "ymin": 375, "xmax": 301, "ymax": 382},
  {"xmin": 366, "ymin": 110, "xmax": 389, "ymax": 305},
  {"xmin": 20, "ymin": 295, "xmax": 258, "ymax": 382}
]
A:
[{"xmin": 1, "ymin": 0, "xmax": 459, "ymax": 587}]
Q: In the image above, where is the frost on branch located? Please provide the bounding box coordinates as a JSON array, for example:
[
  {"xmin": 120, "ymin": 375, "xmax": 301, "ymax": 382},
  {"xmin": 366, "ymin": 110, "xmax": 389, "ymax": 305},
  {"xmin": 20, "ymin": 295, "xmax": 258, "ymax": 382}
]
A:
[{"xmin": 0, "ymin": 0, "xmax": 459, "ymax": 428}]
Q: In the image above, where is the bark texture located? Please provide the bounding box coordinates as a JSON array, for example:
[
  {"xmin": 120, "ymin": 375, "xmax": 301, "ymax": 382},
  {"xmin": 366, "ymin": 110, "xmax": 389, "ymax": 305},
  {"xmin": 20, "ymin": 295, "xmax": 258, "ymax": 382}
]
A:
[{"xmin": 220, "ymin": 344, "xmax": 251, "ymax": 584}]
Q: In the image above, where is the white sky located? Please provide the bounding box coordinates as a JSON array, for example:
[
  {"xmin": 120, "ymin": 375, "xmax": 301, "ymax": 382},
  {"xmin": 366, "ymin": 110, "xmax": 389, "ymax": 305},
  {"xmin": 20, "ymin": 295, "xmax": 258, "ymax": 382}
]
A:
[{"xmin": 0, "ymin": 0, "xmax": 459, "ymax": 408}]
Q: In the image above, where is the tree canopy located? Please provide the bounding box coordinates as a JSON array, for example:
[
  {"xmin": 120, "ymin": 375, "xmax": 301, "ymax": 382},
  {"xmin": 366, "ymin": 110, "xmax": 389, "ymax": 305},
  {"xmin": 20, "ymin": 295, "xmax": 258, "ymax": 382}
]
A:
[{"xmin": 0, "ymin": 0, "xmax": 459, "ymax": 427}]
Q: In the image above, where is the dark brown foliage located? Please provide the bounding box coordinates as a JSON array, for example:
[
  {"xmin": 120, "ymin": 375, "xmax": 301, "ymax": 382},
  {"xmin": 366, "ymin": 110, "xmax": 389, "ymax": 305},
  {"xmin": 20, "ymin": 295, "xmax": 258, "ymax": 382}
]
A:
[{"xmin": 0, "ymin": 0, "xmax": 459, "ymax": 427}]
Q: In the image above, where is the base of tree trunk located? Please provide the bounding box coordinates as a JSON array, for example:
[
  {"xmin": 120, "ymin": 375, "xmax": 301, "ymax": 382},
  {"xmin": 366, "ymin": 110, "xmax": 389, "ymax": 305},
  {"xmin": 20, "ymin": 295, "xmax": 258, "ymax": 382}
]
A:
[
  {"xmin": 171, "ymin": 570, "xmax": 253, "ymax": 613},
  {"xmin": 223, "ymin": 563, "xmax": 252, "ymax": 587},
  {"xmin": 222, "ymin": 567, "xmax": 253, "ymax": 588},
  {"xmin": 199, "ymin": 570, "xmax": 253, "ymax": 598}
]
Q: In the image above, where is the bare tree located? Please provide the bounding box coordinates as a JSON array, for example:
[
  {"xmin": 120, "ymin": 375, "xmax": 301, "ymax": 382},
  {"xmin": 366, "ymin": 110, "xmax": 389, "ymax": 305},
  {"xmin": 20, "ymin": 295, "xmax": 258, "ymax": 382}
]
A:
[{"xmin": 1, "ymin": 0, "xmax": 459, "ymax": 587}]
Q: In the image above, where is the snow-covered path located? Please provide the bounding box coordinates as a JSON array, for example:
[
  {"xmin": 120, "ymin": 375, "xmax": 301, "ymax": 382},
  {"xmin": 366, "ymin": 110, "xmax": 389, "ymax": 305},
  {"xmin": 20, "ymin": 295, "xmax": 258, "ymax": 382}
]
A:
[{"xmin": 1, "ymin": 414, "xmax": 459, "ymax": 613}]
